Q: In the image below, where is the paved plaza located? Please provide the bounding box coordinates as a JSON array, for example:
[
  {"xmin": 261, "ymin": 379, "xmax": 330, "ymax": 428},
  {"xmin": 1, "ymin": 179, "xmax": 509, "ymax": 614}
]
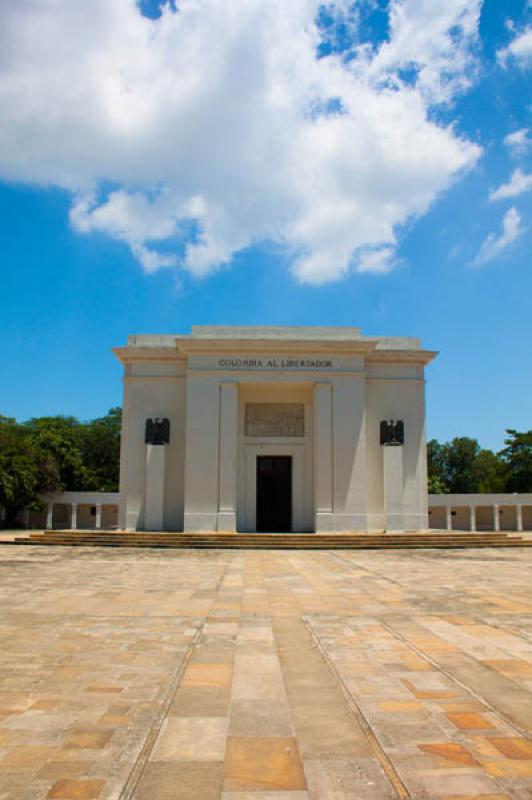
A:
[{"xmin": 0, "ymin": 545, "xmax": 531, "ymax": 799}]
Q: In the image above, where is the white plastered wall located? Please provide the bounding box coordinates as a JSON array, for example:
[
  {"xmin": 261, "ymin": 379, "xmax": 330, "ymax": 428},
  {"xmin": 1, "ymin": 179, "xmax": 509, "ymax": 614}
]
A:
[
  {"xmin": 119, "ymin": 359, "xmax": 186, "ymax": 531},
  {"xmin": 330, "ymin": 372, "xmax": 368, "ymax": 531},
  {"xmin": 365, "ymin": 363, "xmax": 428, "ymax": 531},
  {"xmin": 182, "ymin": 371, "xmax": 222, "ymax": 531}
]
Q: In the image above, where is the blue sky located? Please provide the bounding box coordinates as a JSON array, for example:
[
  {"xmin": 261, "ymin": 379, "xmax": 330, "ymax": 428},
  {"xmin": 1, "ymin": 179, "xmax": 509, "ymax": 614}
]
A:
[{"xmin": 0, "ymin": 0, "xmax": 530, "ymax": 451}]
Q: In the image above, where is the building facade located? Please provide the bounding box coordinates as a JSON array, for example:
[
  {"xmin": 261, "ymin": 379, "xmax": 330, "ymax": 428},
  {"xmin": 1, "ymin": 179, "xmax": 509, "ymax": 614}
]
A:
[
  {"xmin": 21, "ymin": 493, "xmax": 532, "ymax": 533},
  {"xmin": 114, "ymin": 326, "xmax": 437, "ymax": 533}
]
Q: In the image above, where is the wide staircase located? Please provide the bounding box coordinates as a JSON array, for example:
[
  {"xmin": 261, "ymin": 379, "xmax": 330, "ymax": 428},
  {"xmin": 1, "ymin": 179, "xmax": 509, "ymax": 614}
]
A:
[{"xmin": 13, "ymin": 530, "xmax": 531, "ymax": 549}]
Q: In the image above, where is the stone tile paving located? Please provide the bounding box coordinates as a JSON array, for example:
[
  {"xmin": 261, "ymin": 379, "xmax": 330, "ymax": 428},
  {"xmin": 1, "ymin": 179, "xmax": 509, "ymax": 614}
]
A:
[{"xmin": 0, "ymin": 546, "xmax": 530, "ymax": 798}]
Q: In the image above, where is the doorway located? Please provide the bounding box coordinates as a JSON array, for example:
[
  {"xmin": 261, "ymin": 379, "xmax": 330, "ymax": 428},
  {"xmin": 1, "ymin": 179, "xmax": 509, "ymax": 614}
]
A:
[{"xmin": 256, "ymin": 456, "xmax": 292, "ymax": 532}]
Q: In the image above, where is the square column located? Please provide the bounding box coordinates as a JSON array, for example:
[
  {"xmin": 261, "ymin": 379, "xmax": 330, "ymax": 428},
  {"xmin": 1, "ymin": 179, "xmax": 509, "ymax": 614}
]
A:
[
  {"xmin": 517, "ymin": 505, "xmax": 523, "ymax": 532},
  {"xmin": 144, "ymin": 445, "xmax": 166, "ymax": 530},
  {"xmin": 332, "ymin": 375, "xmax": 367, "ymax": 531},
  {"xmin": 313, "ymin": 383, "xmax": 334, "ymax": 531},
  {"xmin": 217, "ymin": 383, "xmax": 238, "ymax": 531},
  {"xmin": 446, "ymin": 506, "xmax": 452, "ymax": 531},
  {"xmin": 383, "ymin": 445, "xmax": 404, "ymax": 531},
  {"xmin": 184, "ymin": 375, "xmax": 220, "ymax": 531},
  {"xmin": 46, "ymin": 504, "xmax": 54, "ymax": 529},
  {"xmin": 71, "ymin": 503, "xmax": 78, "ymax": 530},
  {"xmin": 469, "ymin": 505, "xmax": 476, "ymax": 532},
  {"xmin": 95, "ymin": 504, "xmax": 102, "ymax": 530},
  {"xmin": 493, "ymin": 504, "xmax": 500, "ymax": 531}
]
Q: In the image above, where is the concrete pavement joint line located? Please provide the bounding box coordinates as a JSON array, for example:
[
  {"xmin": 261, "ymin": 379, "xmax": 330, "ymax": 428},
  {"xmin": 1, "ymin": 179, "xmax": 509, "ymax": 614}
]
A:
[
  {"xmin": 407, "ymin": 550, "xmax": 530, "ymax": 563},
  {"xmin": 301, "ymin": 615, "xmax": 411, "ymax": 800},
  {"xmin": 327, "ymin": 550, "xmax": 408, "ymax": 589},
  {"xmin": 331, "ymin": 549, "xmax": 532, "ymax": 616},
  {"xmin": 471, "ymin": 616, "xmax": 532, "ymax": 649},
  {"xmin": 118, "ymin": 555, "xmax": 231, "ymax": 799},
  {"xmin": 380, "ymin": 617, "xmax": 532, "ymax": 741},
  {"xmin": 117, "ymin": 618, "xmax": 205, "ymax": 800},
  {"xmin": 447, "ymin": 608, "xmax": 532, "ymax": 649},
  {"xmin": 271, "ymin": 619, "xmax": 304, "ymax": 756}
]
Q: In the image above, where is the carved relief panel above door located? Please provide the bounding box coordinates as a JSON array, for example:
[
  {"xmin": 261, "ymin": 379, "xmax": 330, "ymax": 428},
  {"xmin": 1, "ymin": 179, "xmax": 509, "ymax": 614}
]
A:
[{"xmin": 244, "ymin": 403, "xmax": 305, "ymax": 437}]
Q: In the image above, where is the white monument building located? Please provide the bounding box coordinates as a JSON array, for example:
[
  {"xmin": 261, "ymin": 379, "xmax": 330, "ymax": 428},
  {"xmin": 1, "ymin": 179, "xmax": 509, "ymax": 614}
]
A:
[{"xmin": 114, "ymin": 326, "xmax": 437, "ymax": 533}]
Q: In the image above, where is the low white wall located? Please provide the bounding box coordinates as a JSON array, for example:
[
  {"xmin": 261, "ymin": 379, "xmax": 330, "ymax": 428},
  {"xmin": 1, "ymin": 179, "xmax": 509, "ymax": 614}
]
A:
[
  {"xmin": 9, "ymin": 491, "xmax": 532, "ymax": 533},
  {"xmin": 428, "ymin": 493, "xmax": 532, "ymax": 531},
  {"xmin": 26, "ymin": 492, "xmax": 119, "ymax": 530},
  {"xmin": 429, "ymin": 493, "xmax": 532, "ymax": 506}
]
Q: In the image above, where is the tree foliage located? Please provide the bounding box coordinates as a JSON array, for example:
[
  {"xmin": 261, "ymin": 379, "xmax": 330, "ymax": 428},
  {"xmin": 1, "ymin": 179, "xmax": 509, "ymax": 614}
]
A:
[
  {"xmin": 427, "ymin": 430, "xmax": 531, "ymax": 494},
  {"xmin": 23, "ymin": 416, "xmax": 87, "ymax": 490},
  {"xmin": 0, "ymin": 409, "xmax": 121, "ymax": 527},
  {"xmin": 0, "ymin": 416, "xmax": 60, "ymax": 525},
  {"xmin": 499, "ymin": 429, "xmax": 532, "ymax": 493},
  {"xmin": 473, "ymin": 449, "xmax": 508, "ymax": 494},
  {"xmin": 78, "ymin": 408, "xmax": 122, "ymax": 492}
]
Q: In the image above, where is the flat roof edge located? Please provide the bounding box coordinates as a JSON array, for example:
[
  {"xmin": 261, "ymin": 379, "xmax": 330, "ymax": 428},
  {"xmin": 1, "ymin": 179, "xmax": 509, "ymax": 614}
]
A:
[{"xmin": 190, "ymin": 325, "xmax": 363, "ymax": 340}]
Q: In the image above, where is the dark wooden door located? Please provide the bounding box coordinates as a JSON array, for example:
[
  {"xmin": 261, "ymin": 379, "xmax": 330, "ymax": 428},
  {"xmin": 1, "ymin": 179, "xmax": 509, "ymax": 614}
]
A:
[{"xmin": 256, "ymin": 456, "xmax": 292, "ymax": 532}]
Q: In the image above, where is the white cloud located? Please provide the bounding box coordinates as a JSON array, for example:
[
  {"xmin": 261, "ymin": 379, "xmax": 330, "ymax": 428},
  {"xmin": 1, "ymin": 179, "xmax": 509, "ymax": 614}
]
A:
[
  {"xmin": 0, "ymin": 0, "xmax": 482, "ymax": 284},
  {"xmin": 504, "ymin": 128, "xmax": 532, "ymax": 154},
  {"xmin": 132, "ymin": 245, "xmax": 177, "ymax": 273},
  {"xmin": 490, "ymin": 169, "xmax": 532, "ymax": 201},
  {"xmin": 355, "ymin": 246, "xmax": 397, "ymax": 274},
  {"xmin": 470, "ymin": 207, "xmax": 524, "ymax": 267},
  {"xmin": 498, "ymin": 26, "xmax": 532, "ymax": 68},
  {"xmin": 369, "ymin": 0, "xmax": 482, "ymax": 102}
]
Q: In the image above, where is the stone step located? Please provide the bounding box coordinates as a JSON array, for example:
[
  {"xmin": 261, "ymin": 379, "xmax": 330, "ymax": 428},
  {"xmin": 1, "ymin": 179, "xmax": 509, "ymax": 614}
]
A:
[
  {"xmin": 24, "ymin": 535, "xmax": 518, "ymax": 545},
  {"xmin": 35, "ymin": 530, "xmax": 515, "ymax": 539},
  {"xmin": 50, "ymin": 535, "xmax": 514, "ymax": 540},
  {"xmin": 26, "ymin": 537, "xmax": 517, "ymax": 546},
  {"xmin": 13, "ymin": 530, "xmax": 530, "ymax": 549},
  {"xmin": 26, "ymin": 530, "xmax": 517, "ymax": 538}
]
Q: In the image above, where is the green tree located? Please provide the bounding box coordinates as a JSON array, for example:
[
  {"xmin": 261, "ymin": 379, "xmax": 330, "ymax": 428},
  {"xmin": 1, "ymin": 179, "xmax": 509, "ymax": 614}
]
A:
[
  {"xmin": 499, "ymin": 429, "xmax": 532, "ymax": 492},
  {"xmin": 79, "ymin": 407, "xmax": 122, "ymax": 491},
  {"xmin": 473, "ymin": 449, "xmax": 508, "ymax": 493},
  {"xmin": 0, "ymin": 416, "xmax": 60, "ymax": 526},
  {"xmin": 0, "ymin": 408, "xmax": 123, "ymax": 526},
  {"xmin": 440, "ymin": 437, "xmax": 480, "ymax": 493},
  {"xmin": 427, "ymin": 439, "xmax": 448, "ymax": 493},
  {"xmin": 427, "ymin": 436, "xmax": 508, "ymax": 493},
  {"xmin": 22, "ymin": 416, "xmax": 86, "ymax": 490},
  {"xmin": 428, "ymin": 472, "xmax": 448, "ymax": 494}
]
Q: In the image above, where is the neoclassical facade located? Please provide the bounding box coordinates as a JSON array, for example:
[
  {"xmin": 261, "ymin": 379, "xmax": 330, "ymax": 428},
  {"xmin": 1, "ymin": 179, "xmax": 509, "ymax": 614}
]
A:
[{"xmin": 114, "ymin": 326, "xmax": 437, "ymax": 532}]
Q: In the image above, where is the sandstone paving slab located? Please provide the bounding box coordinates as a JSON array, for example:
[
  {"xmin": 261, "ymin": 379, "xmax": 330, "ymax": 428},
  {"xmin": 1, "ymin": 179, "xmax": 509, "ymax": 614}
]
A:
[
  {"xmin": 222, "ymin": 736, "xmax": 307, "ymax": 792},
  {"xmin": 0, "ymin": 545, "xmax": 531, "ymax": 798},
  {"xmin": 151, "ymin": 716, "xmax": 228, "ymax": 761},
  {"xmin": 306, "ymin": 602, "xmax": 532, "ymax": 799},
  {"xmin": 0, "ymin": 548, "xmax": 222, "ymax": 799},
  {"xmin": 304, "ymin": 757, "xmax": 398, "ymax": 799},
  {"xmin": 228, "ymin": 699, "xmax": 293, "ymax": 737},
  {"xmin": 132, "ymin": 761, "xmax": 224, "ymax": 800},
  {"xmin": 169, "ymin": 686, "xmax": 231, "ymax": 717},
  {"xmin": 221, "ymin": 792, "xmax": 309, "ymax": 800}
]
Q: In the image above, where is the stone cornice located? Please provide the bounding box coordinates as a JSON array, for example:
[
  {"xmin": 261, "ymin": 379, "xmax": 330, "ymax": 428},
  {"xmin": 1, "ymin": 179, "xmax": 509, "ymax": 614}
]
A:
[
  {"xmin": 113, "ymin": 346, "xmax": 185, "ymax": 363},
  {"xmin": 178, "ymin": 339, "xmax": 377, "ymax": 356},
  {"xmin": 113, "ymin": 339, "xmax": 438, "ymax": 366},
  {"xmin": 366, "ymin": 349, "xmax": 438, "ymax": 365}
]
